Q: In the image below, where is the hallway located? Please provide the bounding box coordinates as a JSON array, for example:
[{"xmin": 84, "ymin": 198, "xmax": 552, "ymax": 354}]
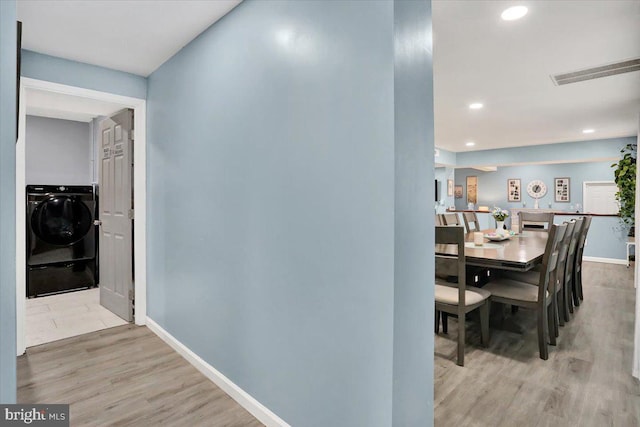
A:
[{"xmin": 18, "ymin": 325, "xmax": 263, "ymax": 426}]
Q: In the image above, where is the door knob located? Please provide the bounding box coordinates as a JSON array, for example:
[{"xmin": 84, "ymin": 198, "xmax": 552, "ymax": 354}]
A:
[{"xmin": 94, "ymin": 220, "xmax": 102, "ymax": 226}]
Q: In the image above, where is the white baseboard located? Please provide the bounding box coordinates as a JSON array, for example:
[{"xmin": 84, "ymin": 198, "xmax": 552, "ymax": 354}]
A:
[
  {"xmin": 583, "ymin": 256, "xmax": 627, "ymax": 265},
  {"xmin": 146, "ymin": 318, "xmax": 290, "ymax": 427}
]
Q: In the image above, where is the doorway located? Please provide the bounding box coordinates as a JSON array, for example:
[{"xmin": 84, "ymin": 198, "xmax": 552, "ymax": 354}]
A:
[{"xmin": 16, "ymin": 78, "xmax": 147, "ymax": 355}]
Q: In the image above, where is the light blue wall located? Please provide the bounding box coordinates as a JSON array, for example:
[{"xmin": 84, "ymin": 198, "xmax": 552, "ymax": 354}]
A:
[
  {"xmin": 0, "ymin": 0, "xmax": 17, "ymax": 403},
  {"xmin": 21, "ymin": 50, "xmax": 147, "ymax": 99},
  {"xmin": 147, "ymin": 0, "xmax": 433, "ymax": 425},
  {"xmin": 435, "ymin": 167, "xmax": 454, "ymax": 213},
  {"xmin": 454, "ymin": 161, "xmax": 620, "ymax": 211},
  {"xmin": 26, "ymin": 116, "xmax": 92, "ymax": 185},
  {"xmin": 435, "ymin": 146, "xmax": 456, "ymax": 166},
  {"xmin": 455, "ymin": 160, "xmax": 628, "ymax": 259},
  {"xmin": 392, "ymin": 0, "xmax": 434, "ymax": 424}
]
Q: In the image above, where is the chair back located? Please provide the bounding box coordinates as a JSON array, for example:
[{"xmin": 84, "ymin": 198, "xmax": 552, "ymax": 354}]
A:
[
  {"xmin": 435, "ymin": 226, "xmax": 466, "ymax": 308},
  {"xmin": 520, "ymin": 212, "xmax": 554, "ymax": 233},
  {"xmin": 573, "ymin": 216, "xmax": 591, "ymax": 271},
  {"xmin": 536, "ymin": 223, "xmax": 567, "ymax": 305},
  {"xmin": 564, "ymin": 217, "xmax": 583, "ymax": 285},
  {"xmin": 574, "ymin": 216, "xmax": 592, "ymax": 270},
  {"xmin": 555, "ymin": 220, "xmax": 576, "ymax": 292},
  {"xmin": 442, "ymin": 213, "xmax": 461, "ymax": 226},
  {"xmin": 435, "ymin": 214, "xmax": 444, "ymax": 226},
  {"xmin": 462, "ymin": 211, "xmax": 480, "ymax": 233},
  {"xmin": 576, "ymin": 216, "xmax": 592, "ymax": 252}
]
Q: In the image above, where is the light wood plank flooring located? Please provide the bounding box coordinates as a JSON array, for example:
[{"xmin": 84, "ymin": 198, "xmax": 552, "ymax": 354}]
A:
[
  {"xmin": 435, "ymin": 262, "xmax": 640, "ymax": 427},
  {"xmin": 18, "ymin": 325, "xmax": 263, "ymax": 427},
  {"xmin": 18, "ymin": 262, "xmax": 639, "ymax": 426}
]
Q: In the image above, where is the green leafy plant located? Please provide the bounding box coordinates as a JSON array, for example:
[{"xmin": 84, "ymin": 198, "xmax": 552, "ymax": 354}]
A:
[{"xmin": 612, "ymin": 143, "xmax": 636, "ymax": 231}]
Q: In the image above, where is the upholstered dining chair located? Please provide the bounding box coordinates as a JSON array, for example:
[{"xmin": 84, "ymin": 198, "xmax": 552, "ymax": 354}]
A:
[
  {"xmin": 483, "ymin": 223, "xmax": 567, "ymax": 360},
  {"xmin": 435, "ymin": 214, "xmax": 444, "ymax": 226},
  {"xmin": 434, "ymin": 226, "xmax": 491, "ymax": 366},
  {"xmin": 462, "ymin": 211, "xmax": 480, "ymax": 233},
  {"xmin": 519, "ymin": 212, "xmax": 554, "ymax": 233},
  {"xmin": 442, "ymin": 213, "xmax": 462, "ymax": 226},
  {"xmin": 572, "ymin": 216, "xmax": 592, "ymax": 307}
]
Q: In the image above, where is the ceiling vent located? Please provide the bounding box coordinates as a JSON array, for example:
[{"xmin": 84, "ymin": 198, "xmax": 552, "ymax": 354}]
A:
[{"xmin": 551, "ymin": 58, "xmax": 640, "ymax": 86}]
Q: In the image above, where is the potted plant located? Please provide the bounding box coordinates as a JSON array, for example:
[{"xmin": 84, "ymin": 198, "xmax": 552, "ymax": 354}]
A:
[
  {"xmin": 492, "ymin": 207, "xmax": 509, "ymax": 236},
  {"xmin": 612, "ymin": 143, "xmax": 636, "ymax": 236}
]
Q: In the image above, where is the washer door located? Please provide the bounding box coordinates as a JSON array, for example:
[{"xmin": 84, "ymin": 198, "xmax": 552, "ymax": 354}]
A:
[{"xmin": 31, "ymin": 195, "xmax": 93, "ymax": 246}]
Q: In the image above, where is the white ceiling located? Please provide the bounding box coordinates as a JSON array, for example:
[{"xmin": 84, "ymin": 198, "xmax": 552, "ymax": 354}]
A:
[
  {"xmin": 25, "ymin": 88, "xmax": 125, "ymax": 122},
  {"xmin": 433, "ymin": 0, "xmax": 640, "ymax": 152},
  {"xmin": 17, "ymin": 0, "xmax": 241, "ymax": 76},
  {"xmin": 17, "ymin": 0, "xmax": 640, "ymax": 152}
]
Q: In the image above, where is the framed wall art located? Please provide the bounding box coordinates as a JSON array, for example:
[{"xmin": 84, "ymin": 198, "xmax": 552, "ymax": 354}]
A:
[
  {"xmin": 555, "ymin": 177, "xmax": 570, "ymax": 202},
  {"xmin": 507, "ymin": 178, "xmax": 521, "ymax": 202},
  {"xmin": 466, "ymin": 176, "xmax": 477, "ymax": 204},
  {"xmin": 454, "ymin": 185, "xmax": 463, "ymax": 199},
  {"xmin": 447, "ymin": 179, "xmax": 453, "ymax": 197}
]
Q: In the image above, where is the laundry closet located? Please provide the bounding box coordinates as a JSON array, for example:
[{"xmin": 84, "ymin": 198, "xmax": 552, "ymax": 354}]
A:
[
  {"xmin": 26, "ymin": 115, "xmax": 97, "ymax": 297},
  {"xmin": 24, "ymin": 111, "xmax": 128, "ymax": 348}
]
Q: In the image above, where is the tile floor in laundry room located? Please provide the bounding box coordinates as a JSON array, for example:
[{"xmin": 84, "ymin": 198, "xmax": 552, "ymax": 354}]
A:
[{"xmin": 25, "ymin": 287, "xmax": 128, "ymax": 348}]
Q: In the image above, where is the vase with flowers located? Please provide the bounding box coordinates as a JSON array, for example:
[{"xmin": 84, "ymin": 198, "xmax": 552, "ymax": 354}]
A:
[{"xmin": 492, "ymin": 207, "xmax": 509, "ymax": 236}]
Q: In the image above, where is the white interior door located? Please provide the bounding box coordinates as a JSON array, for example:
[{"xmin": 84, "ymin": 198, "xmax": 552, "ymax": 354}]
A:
[{"xmin": 99, "ymin": 109, "xmax": 134, "ymax": 321}]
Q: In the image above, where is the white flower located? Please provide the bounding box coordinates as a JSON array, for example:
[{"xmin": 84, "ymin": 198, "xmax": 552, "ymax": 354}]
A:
[{"xmin": 492, "ymin": 206, "xmax": 509, "ymax": 221}]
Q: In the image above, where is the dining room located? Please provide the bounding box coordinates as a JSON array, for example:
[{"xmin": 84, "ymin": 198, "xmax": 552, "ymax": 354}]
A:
[{"xmin": 431, "ymin": 1, "xmax": 639, "ymax": 426}]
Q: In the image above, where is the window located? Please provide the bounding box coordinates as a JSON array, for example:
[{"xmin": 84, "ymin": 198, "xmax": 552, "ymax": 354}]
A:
[{"xmin": 583, "ymin": 181, "xmax": 618, "ymax": 214}]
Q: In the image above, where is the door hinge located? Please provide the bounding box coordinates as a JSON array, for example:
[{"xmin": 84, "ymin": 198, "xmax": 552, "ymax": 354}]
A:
[{"xmin": 128, "ymin": 209, "xmax": 134, "ymax": 219}]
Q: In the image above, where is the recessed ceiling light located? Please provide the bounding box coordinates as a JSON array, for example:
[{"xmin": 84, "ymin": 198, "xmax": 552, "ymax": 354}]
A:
[
  {"xmin": 582, "ymin": 129, "xmax": 595, "ymax": 134},
  {"xmin": 469, "ymin": 103, "xmax": 484, "ymax": 110},
  {"xmin": 501, "ymin": 6, "xmax": 528, "ymax": 21},
  {"xmin": 466, "ymin": 142, "xmax": 476, "ymax": 147}
]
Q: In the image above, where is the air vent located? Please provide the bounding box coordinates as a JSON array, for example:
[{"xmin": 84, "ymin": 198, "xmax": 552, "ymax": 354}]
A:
[{"xmin": 551, "ymin": 58, "xmax": 640, "ymax": 86}]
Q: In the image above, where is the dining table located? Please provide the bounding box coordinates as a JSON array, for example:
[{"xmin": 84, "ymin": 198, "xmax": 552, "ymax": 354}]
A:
[{"xmin": 435, "ymin": 228, "xmax": 548, "ymax": 272}]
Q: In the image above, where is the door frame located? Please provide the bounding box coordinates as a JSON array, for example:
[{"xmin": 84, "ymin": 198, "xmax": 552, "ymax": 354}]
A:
[{"xmin": 16, "ymin": 77, "xmax": 147, "ymax": 355}]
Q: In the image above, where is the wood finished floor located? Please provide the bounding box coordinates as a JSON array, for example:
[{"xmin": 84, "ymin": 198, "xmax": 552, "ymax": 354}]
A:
[
  {"xmin": 18, "ymin": 325, "xmax": 263, "ymax": 427},
  {"xmin": 435, "ymin": 262, "xmax": 640, "ymax": 427},
  {"xmin": 17, "ymin": 262, "xmax": 639, "ymax": 426}
]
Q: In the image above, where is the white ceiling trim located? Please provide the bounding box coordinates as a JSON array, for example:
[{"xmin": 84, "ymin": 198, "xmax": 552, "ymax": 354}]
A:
[
  {"xmin": 455, "ymin": 157, "xmax": 620, "ymax": 170},
  {"xmin": 25, "ymin": 87, "xmax": 126, "ymax": 122}
]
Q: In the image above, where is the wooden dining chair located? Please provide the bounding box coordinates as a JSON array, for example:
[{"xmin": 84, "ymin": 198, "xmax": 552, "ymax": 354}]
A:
[
  {"xmin": 442, "ymin": 213, "xmax": 461, "ymax": 226},
  {"xmin": 435, "ymin": 214, "xmax": 444, "ymax": 226},
  {"xmin": 519, "ymin": 212, "xmax": 554, "ymax": 233},
  {"xmin": 545, "ymin": 220, "xmax": 576, "ymax": 332},
  {"xmin": 462, "ymin": 211, "xmax": 480, "ymax": 233},
  {"xmin": 551, "ymin": 220, "xmax": 575, "ymax": 332},
  {"xmin": 499, "ymin": 221, "xmax": 575, "ymax": 335},
  {"xmin": 572, "ymin": 216, "xmax": 592, "ymax": 307},
  {"xmin": 562, "ymin": 217, "xmax": 583, "ymax": 320},
  {"xmin": 483, "ymin": 223, "xmax": 567, "ymax": 360},
  {"xmin": 434, "ymin": 226, "xmax": 491, "ymax": 366}
]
